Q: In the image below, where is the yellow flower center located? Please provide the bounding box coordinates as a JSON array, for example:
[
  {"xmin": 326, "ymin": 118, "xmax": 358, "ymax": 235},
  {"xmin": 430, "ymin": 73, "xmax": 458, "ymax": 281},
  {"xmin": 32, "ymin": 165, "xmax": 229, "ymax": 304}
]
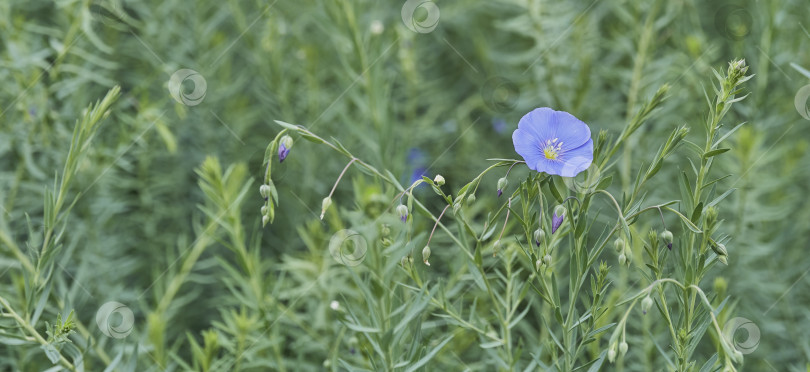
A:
[{"xmin": 542, "ymin": 138, "xmax": 563, "ymax": 160}]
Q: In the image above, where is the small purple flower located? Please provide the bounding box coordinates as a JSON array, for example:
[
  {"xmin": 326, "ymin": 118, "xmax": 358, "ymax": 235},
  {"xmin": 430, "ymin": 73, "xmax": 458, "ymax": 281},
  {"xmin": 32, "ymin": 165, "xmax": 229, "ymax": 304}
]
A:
[
  {"xmin": 278, "ymin": 143, "xmax": 290, "ymax": 162},
  {"xmin": 278, "ymin": 135, "xmax": 293, "ymax": 163},
  {"xmin": 512, "ymin": 108, "xmax": 594, "ymax": 177},
  {"xmin": 551, "ymin": 205, "xmax": 565, "ymax": 234}
]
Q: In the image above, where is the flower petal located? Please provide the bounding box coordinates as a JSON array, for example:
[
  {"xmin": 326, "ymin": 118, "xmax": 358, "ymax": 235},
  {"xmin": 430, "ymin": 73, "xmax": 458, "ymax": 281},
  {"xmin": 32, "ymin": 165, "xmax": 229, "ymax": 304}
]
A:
[
  {"xmin": 518, "ymin": 108, "xmax": 591, "ymax": 149},
  {"xmin": 558, "ymin": 139, "xmax": 593, "ymax": 177},
  {"xmin": 512, "ymin": 128, "xmax": 544, "ymax": 171},
  {"xmin": 534, "ymin": 158, "xmax": 565, "ymax": 176}
]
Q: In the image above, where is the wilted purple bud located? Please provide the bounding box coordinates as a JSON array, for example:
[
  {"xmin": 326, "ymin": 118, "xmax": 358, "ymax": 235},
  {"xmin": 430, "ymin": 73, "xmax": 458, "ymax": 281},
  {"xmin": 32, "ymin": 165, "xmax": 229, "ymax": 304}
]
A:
[
  {"xmin": 533, "ymin": 229, "xmax": 545, "ymax": 247},
  {"xmin": 551, "ymin": 205, "xmax": 565, "ymax": 234},
  {"xmin": 660, "ymin": 230, "xmax": 673, "ymax": 250},
  {"xmin": 396, "ymin": 204, "xmax": 409, "ymax": 222},
  {"xmin": 278, "ymin": 135, "xmax": 293, "ymax": 162},
  {"xmin": 497, "ymin": 177, "xmax": 508, "ymax": 197}
]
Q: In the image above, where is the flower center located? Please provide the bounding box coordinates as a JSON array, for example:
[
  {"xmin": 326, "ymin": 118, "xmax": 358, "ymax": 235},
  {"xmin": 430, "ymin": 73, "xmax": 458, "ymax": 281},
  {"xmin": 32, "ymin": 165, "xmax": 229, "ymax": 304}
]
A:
[{"xmin": 542, "ymin": 138, "xmax": 563, "ymax": 160}]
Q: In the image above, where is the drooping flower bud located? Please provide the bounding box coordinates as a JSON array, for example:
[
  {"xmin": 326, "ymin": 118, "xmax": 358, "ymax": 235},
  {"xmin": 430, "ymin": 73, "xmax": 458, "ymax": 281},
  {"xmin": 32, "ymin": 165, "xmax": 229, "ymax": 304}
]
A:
[
  {"xmin": 422, "ymin": 245, "xmax": 431, "ymax": 266},
  {"xmin": 434, "ymin": 174, "xmax": 445, "ymax": 186},
  {"xmin": 262, "ymin": 215, "xmax": 269, "ymax": 226},
  {"xmin": 278, "ymin": 135, "xmax": 293, "ymax": 162},
  {"xmin": 619, "ymin": 341, "xmax": 628, "ymax": 356},
  {"xmin": 660, "ymin": 230, "xmax": 673, "ymax": 250},
  {"xmin": 608, "ymin": 344, "xmax": 617, "ymax": 363},
  {"xmin": 260, "ymin": 206, "xmax": 268, "ymax": 215},
  {"xmin": 467, "ymin": 194, "xmax": 476, "ymax": 204},
  {"xmin": 535, "ymin": 259, "xmax": 542, "ymax": 271},
  {"xmin": 543, "ymin": 254, "xmax": 552, "ymax": 266},
  {"xmin": 497, "ymin": 177, "xmax": 508, "ymax": 197},
  {"xmin": 717, "ymin": 255, "xmax": 728, "ymax": 265},
  {"xmin": 533, "ymin": 229, "xmax": 545, "ymax": 247},
  {"xmin": 320, "ymin": 197, "xmax": 332, "ymax": 220},
  {"xmin": 259, "ymin": 184, "xmax": 271, "ymax": 200},
  {"xmin": 400, "ymin": 256, "xmax": 409, "ymax": 268},
  {"xmin": 396, "ymin": 204, "xmax": 409, "ymax": 222},
  {"xmin": 641, "ymin": 295, "xmax": 653, "ymax": 315},
  {"xmin": 614, "ymin": 237, "xmax": 625, "ymax": 253},
  {"xmin": 551, "ymin": 205, "xmax": 566, "ymax": 234},
  {"xmin": 618, "ymin": 253, "xmax": 626, "ymax": 265}
]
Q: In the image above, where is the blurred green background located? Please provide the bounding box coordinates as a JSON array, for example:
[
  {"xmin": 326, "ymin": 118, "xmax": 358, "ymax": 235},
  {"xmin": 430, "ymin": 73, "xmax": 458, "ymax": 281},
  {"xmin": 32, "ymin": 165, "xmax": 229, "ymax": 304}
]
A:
[{"xmin": 1, "ymin": 0, "xmax": 809, "ymax": 370}]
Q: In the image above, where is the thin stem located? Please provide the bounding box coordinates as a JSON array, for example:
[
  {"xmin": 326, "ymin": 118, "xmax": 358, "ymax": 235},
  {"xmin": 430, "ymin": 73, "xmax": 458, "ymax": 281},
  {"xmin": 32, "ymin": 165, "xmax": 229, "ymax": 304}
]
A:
[
  {"xmin": 321, "ymin": 158, "xmax": 356, "ymax": 219},
  {"xmin": 494, "ymin": 198, "xmax": 513, "ymax": 256},
  {"xmin": 426, "ymin": 205, "xmax": 451, "ymax": 246}
]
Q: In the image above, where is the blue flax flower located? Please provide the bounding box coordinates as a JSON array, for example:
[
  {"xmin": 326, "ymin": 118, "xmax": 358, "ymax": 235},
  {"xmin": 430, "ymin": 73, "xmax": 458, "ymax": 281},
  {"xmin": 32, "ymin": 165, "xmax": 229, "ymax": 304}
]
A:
[{"xmin": 512, "ymin": 108, "xmax": 593, "ymax": 177}]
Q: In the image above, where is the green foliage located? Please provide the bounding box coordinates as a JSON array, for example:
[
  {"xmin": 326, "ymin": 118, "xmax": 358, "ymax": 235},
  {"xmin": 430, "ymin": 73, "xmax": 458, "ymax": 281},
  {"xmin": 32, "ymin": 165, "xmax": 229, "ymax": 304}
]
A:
[{"xmin": 1, "ymin": 0, "xmax": 809, "ymax": 371}]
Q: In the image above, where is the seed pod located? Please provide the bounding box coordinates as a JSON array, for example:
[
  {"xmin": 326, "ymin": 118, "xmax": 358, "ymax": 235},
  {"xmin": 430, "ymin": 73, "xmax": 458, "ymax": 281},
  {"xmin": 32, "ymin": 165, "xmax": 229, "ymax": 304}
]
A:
[
  {"xmin": 422, "ymin": 245, "xmax": 431, "ymax": 266},
  {"xmin": 608, "ymin": 344, "xmax": 617, "ymax": 363},
  {"xmin": 320, "ymin": 197, "xmax": 332, "ymax": 220},
  {"xmin": 711, "ymin": 242, "xmax": 728, "ymax": 257},
  {"xmin": 641, "ymin": 296, "xmax": 653, "ymax": 315},
  {"xmin": 614, "ymin": 238, "xmax": 624, "ymax": 253}
]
